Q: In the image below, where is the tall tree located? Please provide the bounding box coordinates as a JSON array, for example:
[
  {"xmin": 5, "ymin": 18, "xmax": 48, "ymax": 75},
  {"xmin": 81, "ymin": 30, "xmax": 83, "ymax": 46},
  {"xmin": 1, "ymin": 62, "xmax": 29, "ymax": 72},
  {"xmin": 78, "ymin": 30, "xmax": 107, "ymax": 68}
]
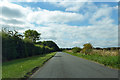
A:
[{"xmin": 24, "ymin": 29, "xmax": 41, "ymax": 43}]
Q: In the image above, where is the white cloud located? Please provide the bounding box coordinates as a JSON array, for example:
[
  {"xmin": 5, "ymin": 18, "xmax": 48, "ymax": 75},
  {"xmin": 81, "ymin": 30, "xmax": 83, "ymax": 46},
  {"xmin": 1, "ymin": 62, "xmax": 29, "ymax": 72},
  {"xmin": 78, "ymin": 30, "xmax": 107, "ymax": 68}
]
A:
[
  {"xmin": 1, "ymin": 18, "xmax": 25, "ymax": 24},
  {"xmin": 0, "ymin": 1, "xmax": 33, "ymax": 30},
  {"xmin": 27, "ymin": 9, "xmax": 86, "ymax": 24},
  {"xmin": 0, "ymin": 1, "xmax": 118, "ymax": 48},
  {"xmin": 30, "ymin": 22, "xmax": 117, "ymax": 48},
  {"xmin": 89, "ymin": 5, "xmax": 114, "ymax": 25}
]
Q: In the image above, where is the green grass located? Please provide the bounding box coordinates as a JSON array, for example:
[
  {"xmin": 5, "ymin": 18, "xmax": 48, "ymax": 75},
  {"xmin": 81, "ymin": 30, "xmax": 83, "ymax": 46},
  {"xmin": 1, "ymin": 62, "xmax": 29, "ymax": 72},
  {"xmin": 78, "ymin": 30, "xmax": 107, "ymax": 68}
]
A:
[
  {"xmin": 65, "ymin": 51, "xmax": 120, "ymax": 69},
  {"xmin": 2, "ymin": 52, "xmax": 56, "ymax": 78}
]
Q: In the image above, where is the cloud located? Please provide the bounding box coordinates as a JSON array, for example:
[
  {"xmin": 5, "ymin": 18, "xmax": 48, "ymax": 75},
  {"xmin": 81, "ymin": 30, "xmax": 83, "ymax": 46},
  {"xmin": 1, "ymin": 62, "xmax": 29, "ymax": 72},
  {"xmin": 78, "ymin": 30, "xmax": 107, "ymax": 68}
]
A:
[
  {"xmin": 89, "ymin": 4, "xmax": 115, "ymax": 25},
  {"xmin": 31, "ymin": 22, "xmax": 118, "ymax": 48},
  {"xmin": 27, "ymin": 9, "xmax": 86, "ymax": 24},
  {"xmin": 1, "ymin": 18, "xmax": 25, "ymax": 24},
  {"xmin": 0, "ymin": 1, "xmax": 118, "ymax": 48},
  {"xmin": 0, "ymin": 2, "xmax": 26, "ymax": 18},
  {"xmin": 47, "ymin": 1, "xmax": 98, "ymax": 12},
  {"xmin": 0, "ymin": 1, "xmax": 33, "ymax": 29},
  {"xmin": 0, "ymin": 6, "xmax": 24, "ymax": 18},
  {"xmin": 47, "ymin": 1, "xmax": 87, "ymax": 12}
]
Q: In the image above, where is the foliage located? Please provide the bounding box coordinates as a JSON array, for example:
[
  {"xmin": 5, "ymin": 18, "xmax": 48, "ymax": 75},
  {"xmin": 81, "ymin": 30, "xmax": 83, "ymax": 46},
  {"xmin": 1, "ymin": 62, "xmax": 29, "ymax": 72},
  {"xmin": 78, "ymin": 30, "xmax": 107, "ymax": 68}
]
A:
[
  {"xmin": 2, "ymin": 29, "xmax": 59, "ymax": 61},
  {"xmin": 24, "ymin": 29, "xmax": 41, "ymax": 43},
  {"xmin": 82, "ymin": 43, "xmax": 93, "ymax": 54},
  {"xmin": 2, "ymin": 30, "xmax": 25, "ymax": 60},
  {"xmin": 72, "ymin": 47, "xmax": 81, "ymax": 53},
  {"xmin": 2, "ymin": 52, "xmax": 56, "ymax": 78},
  {"xmin": 37, "ymin": 41, "xmax": 60, "ymax": 51}
]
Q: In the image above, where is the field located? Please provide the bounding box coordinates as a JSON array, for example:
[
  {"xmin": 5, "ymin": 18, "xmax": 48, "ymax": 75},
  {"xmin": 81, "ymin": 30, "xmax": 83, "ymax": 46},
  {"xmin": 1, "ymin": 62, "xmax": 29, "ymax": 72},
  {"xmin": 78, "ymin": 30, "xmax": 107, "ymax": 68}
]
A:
[
  {"xmin": 2, "ymin": 52, "xmax": 56, "ymax": 79},
  {"xmin": 65, "ymin": 50, "xmax": 120, "ymax": 69}
]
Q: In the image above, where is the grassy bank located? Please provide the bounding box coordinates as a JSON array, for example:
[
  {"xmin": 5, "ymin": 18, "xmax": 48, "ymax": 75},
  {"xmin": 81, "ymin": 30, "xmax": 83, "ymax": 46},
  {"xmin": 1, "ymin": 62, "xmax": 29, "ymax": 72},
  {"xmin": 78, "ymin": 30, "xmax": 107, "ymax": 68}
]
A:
[
  {"xmin": 64, "ymin": 51, "xmax": 120, "ymax": 69},
  {"xmin": 2, "ymin": 52, "xmax": 56, "ymax": 79}
]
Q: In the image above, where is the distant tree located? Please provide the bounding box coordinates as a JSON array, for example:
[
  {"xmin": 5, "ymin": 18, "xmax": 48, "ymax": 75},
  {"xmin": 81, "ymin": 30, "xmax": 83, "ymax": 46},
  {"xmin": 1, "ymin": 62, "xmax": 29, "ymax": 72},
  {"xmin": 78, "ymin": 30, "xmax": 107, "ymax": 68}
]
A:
[
  {"xmin": 83, "ymin": 43, "xmax": 93, "ymax": 49},
  {"xmin": 82, "ymin": 43, "xmax": 93, "ymax": 54},
  {"xmin": 72, "ymin": 47, "xmax": 82, "ymax": 53},
  {"xmin": 24, "ymin": 29, "xmax": 41, "ymax": 43}
]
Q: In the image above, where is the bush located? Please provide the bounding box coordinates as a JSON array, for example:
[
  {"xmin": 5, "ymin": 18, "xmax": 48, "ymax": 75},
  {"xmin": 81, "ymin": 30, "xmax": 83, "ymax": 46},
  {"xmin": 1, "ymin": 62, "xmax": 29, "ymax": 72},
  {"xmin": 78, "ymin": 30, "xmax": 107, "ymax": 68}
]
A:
[
  {"xmin": 82, "ymin": 43, "xmax": 93, "ymax": 54},
  {"xmin": 72, "ymin": 47, "xmax": 82, "ymax": 53}
]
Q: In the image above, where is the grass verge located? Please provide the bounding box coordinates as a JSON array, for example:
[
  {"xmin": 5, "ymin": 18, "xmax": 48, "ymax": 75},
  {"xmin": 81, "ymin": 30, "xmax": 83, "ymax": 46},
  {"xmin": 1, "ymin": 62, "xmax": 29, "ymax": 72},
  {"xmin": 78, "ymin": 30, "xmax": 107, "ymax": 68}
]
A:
[
  {"xmin": 2, "ymin": 52, "xmax": 56, "ymax": 79},
  {"xmin": 64, "ymin": 51, "xmax": 120, "ymax": 69}
]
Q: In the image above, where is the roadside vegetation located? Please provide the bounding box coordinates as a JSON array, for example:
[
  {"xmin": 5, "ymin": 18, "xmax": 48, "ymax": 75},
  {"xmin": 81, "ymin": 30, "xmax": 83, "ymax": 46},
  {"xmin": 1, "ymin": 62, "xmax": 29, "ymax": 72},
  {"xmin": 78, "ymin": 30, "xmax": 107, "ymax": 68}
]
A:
[
  {"xmin": 2, "ymin": 52, "xmax": 56, "ymax": 78},
  {"xmin": 1, "ymin": 28, "xmax": 59, "ymax": 61},
  {"xmin": 1, "ymin": 28, "xmax": 59, "ymax": 79},
  {"xmin": 64, "ymin": 43, "xmax": 120, "ymax": 69}
]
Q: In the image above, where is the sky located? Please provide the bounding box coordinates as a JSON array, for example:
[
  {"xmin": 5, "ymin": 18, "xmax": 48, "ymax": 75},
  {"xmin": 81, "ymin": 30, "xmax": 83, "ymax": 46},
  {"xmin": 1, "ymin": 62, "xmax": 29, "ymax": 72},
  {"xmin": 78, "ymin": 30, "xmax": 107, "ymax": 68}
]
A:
[{"xmin": 0, "ymin": 0, "xmax": 119, "ymax": 48}]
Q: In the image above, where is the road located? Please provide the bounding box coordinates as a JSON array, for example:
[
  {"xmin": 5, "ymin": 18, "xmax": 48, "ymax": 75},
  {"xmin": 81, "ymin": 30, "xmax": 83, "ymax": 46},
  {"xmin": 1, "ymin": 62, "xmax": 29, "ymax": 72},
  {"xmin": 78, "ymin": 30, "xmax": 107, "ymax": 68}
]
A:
[{"xmin": 31, "ymin": 52, "xmax": 118, "ymax": 78}]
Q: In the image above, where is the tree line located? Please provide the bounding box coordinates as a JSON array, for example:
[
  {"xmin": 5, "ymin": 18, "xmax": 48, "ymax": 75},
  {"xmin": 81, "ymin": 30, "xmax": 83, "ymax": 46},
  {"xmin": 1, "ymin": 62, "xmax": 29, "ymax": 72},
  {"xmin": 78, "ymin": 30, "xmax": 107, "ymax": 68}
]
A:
[
  {"xmin": 62, "ymin": 43, "xmax": 119, "ymax": 55},
  {"xmin": 1, "ymin": 28, "xmax": 60, "ymax": 62}
]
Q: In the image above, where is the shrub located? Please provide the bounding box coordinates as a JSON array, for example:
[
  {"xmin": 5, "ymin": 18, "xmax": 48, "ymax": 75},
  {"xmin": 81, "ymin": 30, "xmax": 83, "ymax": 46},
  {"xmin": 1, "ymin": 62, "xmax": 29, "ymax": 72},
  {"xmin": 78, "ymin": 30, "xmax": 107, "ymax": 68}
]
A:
[
  {"xmin": 82, "ymin": 43, "xmax": 93, "ymax": 54},
  {"xmin": 72, "ymin": 47, "xmax": 82, "ymax": 53}
]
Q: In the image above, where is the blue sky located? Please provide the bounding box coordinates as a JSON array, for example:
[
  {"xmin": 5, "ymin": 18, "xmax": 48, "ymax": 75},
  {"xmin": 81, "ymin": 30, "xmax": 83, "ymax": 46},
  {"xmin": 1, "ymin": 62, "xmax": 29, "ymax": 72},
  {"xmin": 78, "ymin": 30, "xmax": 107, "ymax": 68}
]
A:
[{"xmin": 0, "ymin": 1, "xmax": 118, "ymax": 48}]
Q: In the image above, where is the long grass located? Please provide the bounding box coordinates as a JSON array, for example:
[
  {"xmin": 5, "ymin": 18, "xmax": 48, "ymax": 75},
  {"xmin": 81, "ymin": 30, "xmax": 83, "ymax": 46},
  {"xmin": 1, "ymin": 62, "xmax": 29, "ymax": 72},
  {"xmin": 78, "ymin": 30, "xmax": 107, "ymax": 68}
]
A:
[
  {"xmin": 65, "ymin": 51, "xmax": 120, "ymax": 69},
  {"xmin": 92, "ymin": 50, "xmax": 118, "ymax": 56},
  {"xmin": 2, "ymin": 52, "xmax": 56, "ymax": 78}
]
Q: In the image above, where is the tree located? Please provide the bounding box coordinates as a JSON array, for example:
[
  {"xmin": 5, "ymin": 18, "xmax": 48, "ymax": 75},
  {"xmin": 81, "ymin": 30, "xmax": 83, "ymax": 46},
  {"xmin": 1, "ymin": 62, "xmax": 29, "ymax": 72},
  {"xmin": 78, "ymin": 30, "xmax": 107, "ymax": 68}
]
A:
[
  {"xmin": 24, "ymin": 29, "xmax": 41, "ymax": 43},
  {"xmin": 82, "ymin": 43, "xmax": 93, "ymax": 54}
]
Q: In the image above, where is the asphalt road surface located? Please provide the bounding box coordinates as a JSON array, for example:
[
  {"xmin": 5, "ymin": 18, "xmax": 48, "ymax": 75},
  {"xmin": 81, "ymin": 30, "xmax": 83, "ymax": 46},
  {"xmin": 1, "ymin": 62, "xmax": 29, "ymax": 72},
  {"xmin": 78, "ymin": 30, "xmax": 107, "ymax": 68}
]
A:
[{"xmin": 31, "ymin": 52, "xmax": 118, "ymax": 78}]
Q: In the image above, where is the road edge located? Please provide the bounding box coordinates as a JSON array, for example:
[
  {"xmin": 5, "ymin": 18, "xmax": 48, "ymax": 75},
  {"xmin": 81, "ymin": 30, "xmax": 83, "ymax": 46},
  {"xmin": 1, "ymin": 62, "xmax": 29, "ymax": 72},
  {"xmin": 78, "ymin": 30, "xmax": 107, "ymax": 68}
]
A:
[
  {"xmin": 24, "ymin": 52, "xmax": 56, "ymax": 80},
  {"xmin": 64, "ymin": 51, "xmax": 119, "ymax": 70}
]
